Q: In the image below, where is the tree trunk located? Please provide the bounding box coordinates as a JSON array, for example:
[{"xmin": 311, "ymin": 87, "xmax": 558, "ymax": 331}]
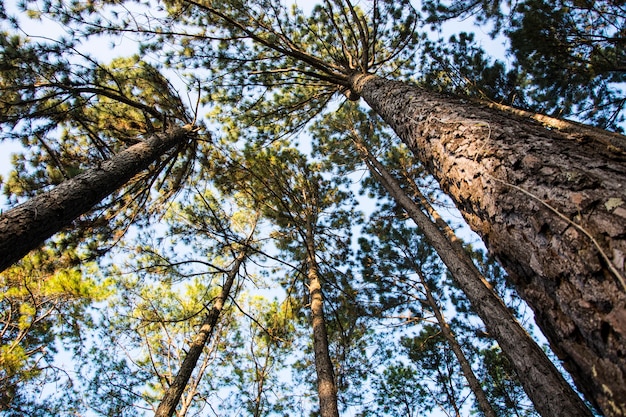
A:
[
  {"xmin": 306, "ymin": 227, "xmax": 340, "ymax": 417},
  {"xmin": 350, "ymin": 73, "xmax": 626, "ymax": 417},
  {"xmin": 352, "ymin": 135, "xmax": 591, "ymax": 417},
  {"xmin": 419, "ymin": 268, "xmax": 498, "ymax": 417},
  {"xmin": 0, "ymin": 126, "xmax": 194, "ymax": 272},
  {"xmin": 155, "ymin": 249, "xmax": 247, "ymax": 417}
]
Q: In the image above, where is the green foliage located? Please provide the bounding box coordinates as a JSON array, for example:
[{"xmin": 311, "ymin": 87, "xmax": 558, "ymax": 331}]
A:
[
  {"xmin": 421, "ymin": 0, "xmax": 508, "ymax": 33},
  {"xmin": 418, "ymin": 32, "xmax": 530, "ymax": 107},
  {"xmin": 401, "ymin": 325, "xmax": 469, "ymax": 415},
  {"xmin": 507, "ymin": 0, "xmax": 625, "ymax": 129},
  {"xmin": 218, "ymin": 295, "xmax": 300, "ymax": 416},
  {"xmin": 0, "ymin": 248, "xmax": 109, "ymax": 414},
  {"xmin": 209, "ymin": 138, "xmax": 357, "ymax": 262},
  {"xmin": 373, "ymin": 362, "xmax": 424, "ymax": 417},
  {"xmin": 0, "ymin": 38, "xmax": 192, "ymax": 200},
  {"xmin": 479, "ymin": 346, "xmax": 540, "ymax": 417},
  {"xmin": 0, "ymin": 0, "xmax": 608, "ymax": 415},
  {"xmin": 422, "ymin": 0, "xmax": 626, "ymax": 130}
]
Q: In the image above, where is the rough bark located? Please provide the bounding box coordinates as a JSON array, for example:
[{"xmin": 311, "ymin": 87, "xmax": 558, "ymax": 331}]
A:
[
  {"xmin": 351, "ymin": 73, "xmax": 626, "ymax": 417},
  {"xmin": 353, "ymin": 136, "xmax": 591, "ymax": 417},
  {"xmin": 0, "ymin": 126, "xmax": 194, "ymax": 272},
  {"xmin": 306, "ymin": 226, "xmax": 340, "ymax": 417},
  {"xmin": 154, "ymin": 249, "xmax": 247, "ymax": 417}
]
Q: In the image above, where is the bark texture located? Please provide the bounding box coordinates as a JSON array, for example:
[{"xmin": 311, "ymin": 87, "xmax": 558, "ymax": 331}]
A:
[
  {"xmin": 155, "ymin": 249, "xmax": 247, "ymax": 417},
  {"xmin": 0, "ymin": 126, "xmax": 194, "ymax": 272},
  {"xmin": 351, "ymin": 73, "xmax": 626, "ymax": 417},
  {"xmin": 354, "ymin": 137, "xmax": 591, "ymax": 417}
]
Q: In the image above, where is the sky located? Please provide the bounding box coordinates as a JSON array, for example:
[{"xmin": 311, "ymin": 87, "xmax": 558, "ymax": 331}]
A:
[
  {"xmin": 0, "ymin": 0, "xmax": 138, "ymax": 208},
  {"xmin": 0, "ymin": 2, "xmax": 539, "ymax": 415},
  {"xmin": 0, "ymin": 0, "xmax": 507, "ymax": 210}
]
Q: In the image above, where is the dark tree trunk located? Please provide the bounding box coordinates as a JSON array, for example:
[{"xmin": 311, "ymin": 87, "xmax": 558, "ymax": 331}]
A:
[
  {"xmin": 0, "ymin": 126, "xmax": 194, "ymax": 272},
  {"xmin": 353, "ymin": 136, "xmax": 591, "ymax": 417},
  {"xmin": 351, "ymin": 73, "xmax": 626, "ymax": 417},
  {"xmin": 154, "ymin": 249, "xmax": 247, "ymax": 417}
]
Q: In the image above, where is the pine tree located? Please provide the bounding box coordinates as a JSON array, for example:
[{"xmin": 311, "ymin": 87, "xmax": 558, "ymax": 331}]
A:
[
  {"xmin": 74, "ymin": 181, "xmax": 276, "ymax": 417},
  {"xmin": 209, "ymin": 141, "xmax": 359, "ymax": 417},
  {"xmin": 4, "ymin": 0, "xmax": 626, "ymax": 414},
  {"xmin": 0, "ymin": 34, "xmax": 200, "ymax": 270}
]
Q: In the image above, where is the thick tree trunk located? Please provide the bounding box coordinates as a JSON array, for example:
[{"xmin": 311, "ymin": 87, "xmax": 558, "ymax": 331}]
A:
[
  {"xmin": 306, "ymin": 227, "xmax": 340, "ymax": 417},
  {"xmin": 350, "ymin": 73, "xmax": 626, "ymax": 417},
  {"xmin": 154, "ymin": 249, "xmax": 247, "ymax": 417},
  {"xmin": 0, "ymin": 126, "xmax": 194, "ymax": 272},
  {"xmin": 353, "ymin": 136, "xmax": 591, "ymax": 417}
]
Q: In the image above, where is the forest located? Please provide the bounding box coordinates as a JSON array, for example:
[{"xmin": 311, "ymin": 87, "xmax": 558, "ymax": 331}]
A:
[{"xmin": 0, "ymin": 0, "xmax": 625, "ymax": 416}]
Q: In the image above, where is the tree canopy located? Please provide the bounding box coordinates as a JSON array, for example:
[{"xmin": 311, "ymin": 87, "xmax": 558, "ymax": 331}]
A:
[{"xmin": 1, "ymin": 0, "xmax": 625, "ymax": 416}]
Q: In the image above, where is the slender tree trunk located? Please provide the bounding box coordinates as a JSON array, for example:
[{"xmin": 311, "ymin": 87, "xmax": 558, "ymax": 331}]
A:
[
  {"xmin": 416, "ymin": 267, "xmax": 498, "ymax": 417},
  {"xmin": 406, "ymin": 178, "xmax": 507, "ymax": 417},
  {"xmin": 0, "ymin": 126, "xmax": 195, "ymax": 272},
  {"xmin": 350, "ymin": 73, "xmax": 626, "ymax": 417},
  {"xmin": 178, "ymin": 348, "xmax": 213, "ymax": 417},
  {"xmin": 305, "ymin": 226, "xmax": 340, "ymax": 417},
  {"xmin": 154, "ymin": 249, "xmax": 247, "ymax": 417},
  {"xmin": 357, "ymin": 131, "xmax": 495, "ymax": 415},
  {"xmin": 403, "ymin": 164, "xmax": 529, "ymax": 414},
  {"xmin": 351, "ymin": 134, "xmax": 592, "ymax": 417},
  {"xmin": 251, "ymin": 343, "xmax": 272, "ymax": 417}
]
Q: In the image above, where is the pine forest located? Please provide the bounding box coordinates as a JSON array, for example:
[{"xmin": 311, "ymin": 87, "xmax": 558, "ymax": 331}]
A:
[{"xmin": 0, "ymin": 0, "xmax": 625, "ymax": 416}]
